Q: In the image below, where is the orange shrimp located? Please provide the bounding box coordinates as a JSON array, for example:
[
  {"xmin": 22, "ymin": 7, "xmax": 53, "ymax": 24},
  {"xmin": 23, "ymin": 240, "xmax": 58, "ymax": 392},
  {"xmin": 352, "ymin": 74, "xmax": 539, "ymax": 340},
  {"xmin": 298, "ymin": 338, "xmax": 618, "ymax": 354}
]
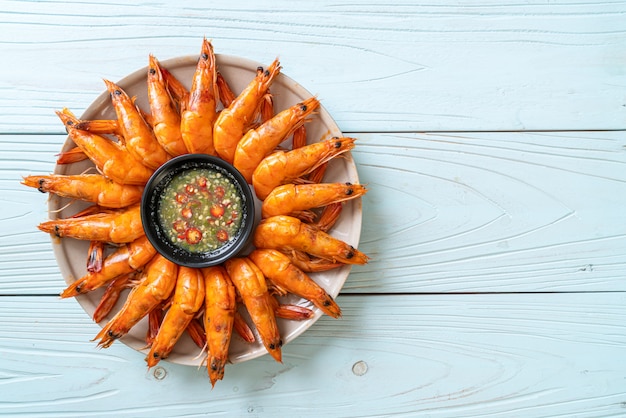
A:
[
  {"xmin": 57, "ymin": 109, "xmax": 154, "ymax": 185},
  {"xmin": 213, "ymin": 59, "xmax": 281, "ymax": 163},
  {"xmin": 252, "ymin": 137, "xmax": 356, "ymax": 200},
  {"xmin": 61, "ymin": 236, "xmax": 156, "ymax": 298},
  {"xmin": 22, "ymin": 173, "xmax": 143, "ymax": 208},
  {"xmin": 202, "ymin": 265, "xmax": 236, "ymax": 387},
  {"xmin": 261, "ymin": 182, "xmax": 367, "ymax": 219},
  {"xmin": 92, "ymin": 272, "xmax": 135, "ymax": 323},
  {"xmin": 146, "ymin": 266, "xmax": 205, "ymax": 367},
  {"xmin": 233, "ymin": 97, "xmax": 320, "ymax": 183},
  {"xmin": 94, "ymin": 254, "xmax": 178, "ymax": 348},
  {"xmin": 224, "ymin": 257, "xmax": 282, "ymax": 362},
  {"xmin": 253, "ymin": 215, "xmax": 368, "ymax": 265},
  {"xmin": 249, "ymin": 249, "xmax": 341, "ymax": 318},
  {"xmin": 147, "ymin": 54, "xmax": 188, "ymax": 157},
  {"xmin": 38, "ymin": 204, "xmax": 143, "ymax": 244},
  {"xmin": 103, "ymin": 79, "xmax": 170, "ymax": 169},
  {"xmin": 180, "ymin": 38, "xmax": 219, "ymax": 155}
]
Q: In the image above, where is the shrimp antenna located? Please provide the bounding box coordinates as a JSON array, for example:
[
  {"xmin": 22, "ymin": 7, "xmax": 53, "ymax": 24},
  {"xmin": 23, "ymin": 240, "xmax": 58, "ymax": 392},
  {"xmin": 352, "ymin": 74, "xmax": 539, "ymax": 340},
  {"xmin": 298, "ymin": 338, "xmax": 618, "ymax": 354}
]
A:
[{"xmin": 49, "ymin": 199, "xmax": 76, "ymax": 214}]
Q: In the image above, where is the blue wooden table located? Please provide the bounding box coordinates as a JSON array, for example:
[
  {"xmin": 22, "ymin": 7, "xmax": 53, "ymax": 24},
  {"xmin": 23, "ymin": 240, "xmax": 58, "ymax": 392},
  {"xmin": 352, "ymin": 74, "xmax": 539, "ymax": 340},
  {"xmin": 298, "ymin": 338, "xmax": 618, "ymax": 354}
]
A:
[{"xmin": 2, "ymin": 1, "xmax": 626, "ymax": 416}]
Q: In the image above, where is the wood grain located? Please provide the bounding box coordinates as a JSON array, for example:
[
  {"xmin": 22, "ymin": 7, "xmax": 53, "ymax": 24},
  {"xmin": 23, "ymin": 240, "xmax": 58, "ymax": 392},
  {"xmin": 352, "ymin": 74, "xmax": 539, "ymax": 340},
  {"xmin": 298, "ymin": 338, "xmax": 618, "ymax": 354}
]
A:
[
  {"xmin": 349, "ymin": 131, "xmax": 626, "ymax": 293},
  {"xmin": 2, "ymin": 2, "xmax": 625, "ymax": 415},
  {"xmin": 0, "ymin": 1, "xmax": 625, "ymax": 133},
  {"xmin": 1, "ymin": 294, "xmax": 624, "ymax": 417},
  {"xmin": 5, "ymin": 131, "xmax": 626, "ymax": 294}
]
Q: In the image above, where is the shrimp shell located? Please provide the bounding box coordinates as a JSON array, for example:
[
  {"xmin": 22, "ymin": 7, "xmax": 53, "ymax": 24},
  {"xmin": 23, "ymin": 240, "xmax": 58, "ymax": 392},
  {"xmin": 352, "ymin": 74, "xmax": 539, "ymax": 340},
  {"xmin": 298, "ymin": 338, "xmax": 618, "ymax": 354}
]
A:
[
  {"xmin": 261, "ymin": 182, "xmax": 367, "ymax": 219},
  {"xmin": 94, "ymin": 254, "xmax": 178, "ymax": 348},
  {"xmin": 213, "ymin": 59, "xmax": 281, "ymax": 163},
  {"xmin": 202, "ymin": 265, "xmax": 236, "ymax": 387},
  {"xmin": 252, "ymin": 137, "xmax": 356, "ymax": 200},
  {"xmin": 233, "ymin": 97, "xmax": 320, "ymax": 183},
  {"xmin": 253, "ymin": 215, "xmax": 368, "ymax": 265},
  {"xmin": 146, "ymin": 266, "xmax": 205, "ymax": 367},
  {"xmin": 22, "ymin": 173, "xmax": 143, "ymax": 209},
  {"xmin": 180, "ymin": 38, "xmax": 219, "ymax": 155},
  {"xmin": 249, "ymin": 249, "xmax": 341, "ymax": 318},
  {"xmin": 38, "ymin": 204, "xmax": 144, "ymax": 244},
  {"xmin": 224, "ymin": 257, "xmax": 282, "ymax": 363}
]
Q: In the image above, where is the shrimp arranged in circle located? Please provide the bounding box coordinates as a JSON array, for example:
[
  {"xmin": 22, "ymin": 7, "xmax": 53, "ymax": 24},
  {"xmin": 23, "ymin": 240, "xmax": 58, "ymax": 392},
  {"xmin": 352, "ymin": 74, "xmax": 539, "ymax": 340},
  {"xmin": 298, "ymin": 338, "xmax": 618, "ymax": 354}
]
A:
[{"xmin": 23, "ymin": 38, "xmax": 370, "ymax": 387}]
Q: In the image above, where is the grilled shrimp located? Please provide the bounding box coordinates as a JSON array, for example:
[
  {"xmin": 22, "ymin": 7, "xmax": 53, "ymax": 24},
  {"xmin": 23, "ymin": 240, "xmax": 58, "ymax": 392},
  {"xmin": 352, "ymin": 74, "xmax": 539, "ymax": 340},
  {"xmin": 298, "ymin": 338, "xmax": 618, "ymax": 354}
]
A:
[
  {"xmin": 180, "ymin": 38, "xmax": 219, "ymax": 155},
  {"xmin": 61, "ymin": 236, "xmax": 156, "ymax": 298},
  {"xmin": 57, "ymin": 109, "xmax": 154, "ymax": 185},
  {"xmin": 213, "ymin": 59, "xmax": 281, "ymax": 163},
  {"xmin": 94, "ymin": 254, "xmax": 178, "ymax": 348},
  {"xmin": 22, "ymin": 173, "xmax": 143, "ymax": 208},
  {"xmin": 202, "ymin": 265, "xmax": 236, "ymax": 387},
  {"xmin": 253, "ymin": 215, "xmax": 368, "ymax": 265},
  {"xmin": 252, "ymin": 137, "xmax": 356, "ymax": 200},
  {"xmin": 224, "ymin": 257, "xmax": 282, "ymax": 362},
  {"xmin": 261, "ymin": 182, "xmax": 366, "ymax": 219},
  {"xmin": 147, "ymin": 54, "xmax": 188, "ymax": 156},
  {"xmin": 233, "ymin": 97, "xmax": 320, "ymax": 183},
  {"xmin": 38, "ymin": 204, "xmax": 143, "ymax": 243},
  {"xmin": 146, "ymin": 266, "xmax": 205, "ymax": 367},
  {"xmin": 249, "ymin": 249, "xmax": 341, "ymax": 318},
  {"xmin": 103, "ymin": 79, "xmax": 170, "ymax": 169}
]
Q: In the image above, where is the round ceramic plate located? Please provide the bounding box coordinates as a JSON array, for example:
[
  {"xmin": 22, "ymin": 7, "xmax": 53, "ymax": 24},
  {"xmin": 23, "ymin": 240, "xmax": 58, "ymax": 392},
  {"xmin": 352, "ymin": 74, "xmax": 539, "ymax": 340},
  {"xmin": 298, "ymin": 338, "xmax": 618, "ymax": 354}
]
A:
[{"xmin": 50, "ymin": 54, "xmax": 362, "ymax": 365}]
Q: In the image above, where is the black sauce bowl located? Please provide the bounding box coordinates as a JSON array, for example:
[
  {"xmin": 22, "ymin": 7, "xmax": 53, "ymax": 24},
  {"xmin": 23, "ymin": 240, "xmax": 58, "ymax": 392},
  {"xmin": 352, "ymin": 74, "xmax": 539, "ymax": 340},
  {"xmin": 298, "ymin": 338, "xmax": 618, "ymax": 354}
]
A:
[{"xmin": 141, "ymin": 154, "xmax": 255, "ymax": 268}]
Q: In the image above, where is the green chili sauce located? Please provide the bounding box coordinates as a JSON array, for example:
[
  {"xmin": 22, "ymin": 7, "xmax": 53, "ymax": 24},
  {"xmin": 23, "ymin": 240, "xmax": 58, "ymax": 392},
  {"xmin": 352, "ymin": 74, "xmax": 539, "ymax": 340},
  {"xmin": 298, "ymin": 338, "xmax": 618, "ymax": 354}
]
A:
[{"xmin": 158, "ymin": 168, "xmax": 243, "ymax": 253}]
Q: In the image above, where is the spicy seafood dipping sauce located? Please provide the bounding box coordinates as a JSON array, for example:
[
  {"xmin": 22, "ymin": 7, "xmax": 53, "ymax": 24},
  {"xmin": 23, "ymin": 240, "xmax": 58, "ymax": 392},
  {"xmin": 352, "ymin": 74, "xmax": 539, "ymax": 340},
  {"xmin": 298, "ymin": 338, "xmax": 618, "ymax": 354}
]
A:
[
  {"xmin": 160, "ymin": 168, "xmax": 243, "ymax": 253},
  {"xmin": 141, "ymin": 154, "xmax": 254, "ymax": 268}
]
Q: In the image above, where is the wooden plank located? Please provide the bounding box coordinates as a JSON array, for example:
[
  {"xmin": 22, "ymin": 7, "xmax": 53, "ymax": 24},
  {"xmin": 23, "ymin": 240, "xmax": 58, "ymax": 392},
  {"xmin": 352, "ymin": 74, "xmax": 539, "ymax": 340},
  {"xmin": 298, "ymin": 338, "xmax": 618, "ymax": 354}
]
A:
[
  {"xmin": 4, "ymin": 130, "xmax": 626, "ymax": 294},
  {"xmin": 0, "ymin": 1, "xmax": 625, "ymax": 133},
  {"xmin": 0, "ymin": 294, "xmax": 624, "ymax": 416},
  {"xmin": 349, "ymin": 130, "xmax": 626, "ymax": 293}
]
